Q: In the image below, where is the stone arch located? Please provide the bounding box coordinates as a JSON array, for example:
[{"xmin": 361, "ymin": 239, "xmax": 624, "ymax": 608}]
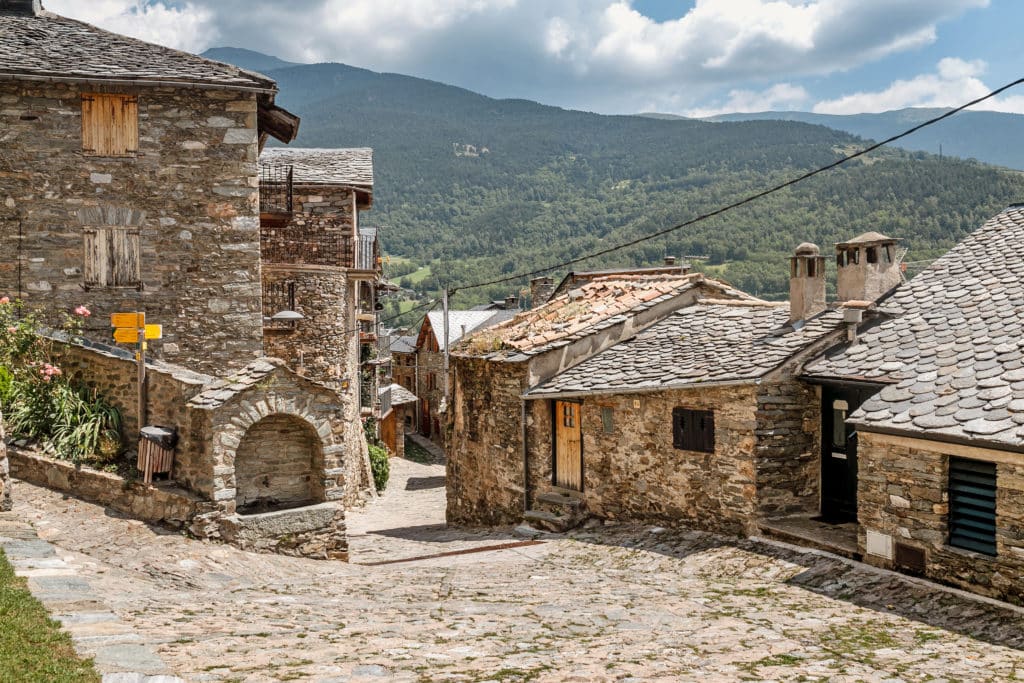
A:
[{"xmin": 234, "ymin": 413, "xmax": 325, "ymax": 514}]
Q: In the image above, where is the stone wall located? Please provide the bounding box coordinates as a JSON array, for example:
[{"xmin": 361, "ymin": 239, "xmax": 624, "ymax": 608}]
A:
[
  {"xmin": 755, "ymin": 380, "xmax": 821, "ymax": 518},
  {"xmin": 858, "ymin": 432, "xmax": 1024, "ymax": 605},
  {"xmin": 0, "ymin": 409, "xmax": 10, "ymax": 512},
  {"xmin": 0, "ymin": 81, "xmax": 265, "ymax": 374},
  {"xmin": 417, "ymin": 344, "xmax": 445, "ymax": 444},
  {"xmin": 260, "ymin": 187, "xmax": 356, "ymax": 266},
  {"xmin": 550, "ymin": 386, "xmax": 761, "ymax": 534},
  {"xmin": 448, "ymin": 357, "xmax": 528, "ymax": 526},
  {"xmin": 235, "ymin": 413, "xmax": 323, "ymax": 512}
]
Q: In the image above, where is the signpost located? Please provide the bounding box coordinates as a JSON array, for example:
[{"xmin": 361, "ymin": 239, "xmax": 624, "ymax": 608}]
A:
[{"xmin": 110, "ymin": 312, "xmax": 161, "ymax": 429}]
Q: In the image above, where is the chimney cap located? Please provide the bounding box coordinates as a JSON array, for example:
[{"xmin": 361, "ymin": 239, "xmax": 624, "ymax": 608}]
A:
[
  {"xmin": 794, "ymin": 242, "xmax": 820, "ymax": 256},
  {"xmin": 664, "ymin": 255, "xmax": 677, "ymax": 266},
  {"xmin": 836, "ymin": 231, "xmax": 898, "ymax": 248}
]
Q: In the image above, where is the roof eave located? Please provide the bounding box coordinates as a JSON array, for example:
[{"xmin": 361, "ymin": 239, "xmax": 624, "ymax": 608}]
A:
[
  {"xmin": 0, "ymin": 71, "xmax": 278, "ymax": 94},
  {"xmin": 523, "ymin": 377, "xmax": 758, "ymax": 401},
  {"xmin": 848, "ymin": 422, "xmax": 1024, "ymax": 456}
]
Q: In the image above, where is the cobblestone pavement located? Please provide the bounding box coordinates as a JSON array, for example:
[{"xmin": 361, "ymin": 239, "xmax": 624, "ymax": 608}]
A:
[{"xmin": 11, "ymin": 457, "xmax": 1024, "ymax": 682}]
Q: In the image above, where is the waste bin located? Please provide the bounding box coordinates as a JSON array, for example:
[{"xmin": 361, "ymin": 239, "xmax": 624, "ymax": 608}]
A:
[{"xmin": 137, "ymin": 426, "xmax": 178, "ymax": 484}]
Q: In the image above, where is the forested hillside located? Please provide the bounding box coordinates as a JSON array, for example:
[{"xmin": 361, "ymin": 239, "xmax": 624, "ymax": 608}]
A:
[{"xmin": 206, "ymin": 50, "xmax": 1024, "ymax": 309}]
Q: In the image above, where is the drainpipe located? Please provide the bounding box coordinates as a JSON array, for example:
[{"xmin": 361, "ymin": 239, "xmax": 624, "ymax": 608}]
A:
[{"xmin": 522, "ymin": 398, "xmax": 530, "ymax": 514}]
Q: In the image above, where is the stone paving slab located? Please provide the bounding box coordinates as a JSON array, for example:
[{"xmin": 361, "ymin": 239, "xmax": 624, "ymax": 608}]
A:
[
  {"xmin": 0, "ymin": 512, "xmax": 184, "ymax": 683},
  {"xmin": 9, "ymin": 458, "xmax": 1024, "ymax": 682}
]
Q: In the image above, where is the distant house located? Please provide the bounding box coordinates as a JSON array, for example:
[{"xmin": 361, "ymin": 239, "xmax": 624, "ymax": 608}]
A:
[
  {"xmin": 804, "ymin": 208, "xmax": 1024, "ymax": 604},
  {"xmin": 415, "ymin": 309, "xmax": 515, "ymax": 445}
]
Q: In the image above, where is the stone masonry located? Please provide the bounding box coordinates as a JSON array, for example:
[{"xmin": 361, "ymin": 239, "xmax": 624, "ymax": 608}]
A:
[
  {"xmin": 0, "ymin": 80, "xmax": 265, "ymax": 374},
  {"xmin": 0, "ymin": 408, "xmax": 10, "ymax": 512},
  {"xmin": 857, "ymin": 431, "xmax": 1024, "ymax": 605}
]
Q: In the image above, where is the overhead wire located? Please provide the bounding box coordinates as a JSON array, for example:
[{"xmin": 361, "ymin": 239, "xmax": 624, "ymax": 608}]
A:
[{"xmin": 444, "ymin": 76, "xmax": 1024, "ymax": 296}]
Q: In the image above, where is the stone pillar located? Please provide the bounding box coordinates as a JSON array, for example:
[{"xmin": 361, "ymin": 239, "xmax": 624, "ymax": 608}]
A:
[{"xmin": 0, "ymin": 409, "xmax": 10, "ymax": 512}]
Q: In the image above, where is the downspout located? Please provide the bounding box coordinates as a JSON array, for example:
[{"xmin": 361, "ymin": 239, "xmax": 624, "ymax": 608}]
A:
[{"xmin": 522, "ymin": 397, "xmax": 530, "ymax": 515}]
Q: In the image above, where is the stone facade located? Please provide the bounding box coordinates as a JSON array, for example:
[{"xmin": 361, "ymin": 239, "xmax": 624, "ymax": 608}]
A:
[
  {"xmin": 0, "ymin": 81, "xmax": 265, "ymax": 374},
  {"xmin": 416, "ymin": 338, "xmax": 445, "ymax": 444},
  {"xmin": 857, "ymin": 432, "xmax": 1024, "ymax": 605},
  {"xmin": 0, "ymin": 409, "xmax": 10, "ymax": 512},
  {"xmin": 755, "ymin": 380, "xmax": 822, "ymax": 518}
]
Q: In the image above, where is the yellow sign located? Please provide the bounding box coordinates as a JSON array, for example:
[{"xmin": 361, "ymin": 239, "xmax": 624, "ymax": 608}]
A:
[
  {"xmin": 144, "ymin": 324, "xmax": 162, "ymax": 340},
  {"xmin": 113, "ymin": 327, "xmax": 141, "ymax": 344},
  {"xmin": 111, "ymin": 312, "xmax": 145, "ymax": 329}
]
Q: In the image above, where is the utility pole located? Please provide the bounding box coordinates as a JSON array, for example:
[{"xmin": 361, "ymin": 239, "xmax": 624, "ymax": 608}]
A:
[{"xmin": 442, "ymin": 287, "xmax": 450, "ymax": 406}]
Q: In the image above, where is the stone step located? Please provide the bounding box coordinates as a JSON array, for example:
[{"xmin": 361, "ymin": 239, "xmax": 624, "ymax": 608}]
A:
[
  {"xmin": 758, "ymin": 521, "xmax": 861, "ymax": 561},
  {"xmin": 536, "ymin": 492, "xmax": 582, "ymax": 508},
  {"xmin": 523, "ymin": 509, "xmax": 587, "ymax": 534}
]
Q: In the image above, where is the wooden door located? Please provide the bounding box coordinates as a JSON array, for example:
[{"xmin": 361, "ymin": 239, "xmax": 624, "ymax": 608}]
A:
[{"xmin": 554, "ymin": 400, "xmax": 583, "ymax": 490}]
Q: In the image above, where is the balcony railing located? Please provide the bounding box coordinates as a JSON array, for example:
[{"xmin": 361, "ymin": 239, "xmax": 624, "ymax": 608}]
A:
[
  {"xmin": 356, "ymin": 228, "xmax": 379, "ymax": 271},
  {"xmin": 259, "ymin": 164, "xmax": 293, "ymax": 215}
]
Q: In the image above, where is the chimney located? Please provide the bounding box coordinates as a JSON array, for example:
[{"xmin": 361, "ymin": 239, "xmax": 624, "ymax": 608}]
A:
[
  {"xmin": 0, "ymin": 0, "xmax": 43, "ymax": 15},
  {"xmin": 529, "ymin": 276, "xmax": 554, "ymax": 309},
  {"xmin": 835, "ymin": 232, "xmax": 901, "ymax": 303},
  {"xmin": 504, "ymin": 295, "xmax": 517, "ymax": 310},
  {"xmin": 789, "ymin": 242, "xmax": 826, "ymax": 324},
  {"xmin": 664, "ymin": 256, "xmax": 677, "ymax": 266}
]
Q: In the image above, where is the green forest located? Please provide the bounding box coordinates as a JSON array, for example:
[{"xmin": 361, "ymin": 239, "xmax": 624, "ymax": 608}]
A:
[{"xmin": 207, "ymin": 51, "xmax": 1024, "ymax": 320}]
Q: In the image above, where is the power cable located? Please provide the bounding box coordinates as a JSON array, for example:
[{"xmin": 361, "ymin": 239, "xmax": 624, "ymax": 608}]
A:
[{"xmin": 446, "ymin": 76, "xmax": 1024, "ymax": 296}]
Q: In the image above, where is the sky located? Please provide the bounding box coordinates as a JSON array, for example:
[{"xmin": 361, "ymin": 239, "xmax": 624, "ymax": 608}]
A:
[{"xmin": 44, "ymin": 0, "xmax": 1024, "ymax": 117}]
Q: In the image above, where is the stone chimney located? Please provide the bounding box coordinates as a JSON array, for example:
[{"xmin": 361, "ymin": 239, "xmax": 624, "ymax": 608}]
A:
[
  {"xmin": 0, "ymin": 0, "xmax": 43, "ymax": 15},
  {"xmin": 835, "ymin": 232, "xmax": 901, "ymax": 303},
  {"xmin": 529, "ymin": 276, "xmax": 554, "ymax": 308},
  {"xmin": 504, "ymin": 295, "xmax": 517, "ymax": 310},
  {"xmin": 789, "ymin": 242, "xmax": 826, "ymax": 323},
  {"xmin": 664, "ymin": 256, "xmax": 677, "ymax": 266}
]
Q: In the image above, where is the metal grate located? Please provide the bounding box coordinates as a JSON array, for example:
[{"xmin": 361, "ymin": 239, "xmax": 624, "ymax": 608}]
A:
[
  {"xmin": 263, "ymin": 280, "xmax": 296, "ymax": 329},
  {"xmin": 259, "ymin": 163, "xmax": 293, "ymax": 214},
  {"xmin": 949, "ymin": 457, "xmax": 997, "ymax": 556}
]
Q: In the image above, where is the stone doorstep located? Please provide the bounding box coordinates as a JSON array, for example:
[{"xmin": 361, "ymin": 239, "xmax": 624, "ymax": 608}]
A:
[
  {"xmin": 0, "ymin": 514, "xmax": 185, "ymax": 683},
  {"xmin": 758, "ymin": 516, "xmax": 861, "ymax": 560}
]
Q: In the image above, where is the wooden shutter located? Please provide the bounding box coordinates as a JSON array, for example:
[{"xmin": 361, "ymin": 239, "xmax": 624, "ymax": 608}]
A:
[
  {"xmin": 83, "ymin": 227, "xmax": 140, "ymax": 288},
  {"xmin": 949, "ymin": 457, "xmax": 997, "ymax": 556},
  {"xmin": 673, "ymin": 408, "xmax": 715, "ymax": 453},
  {"xmin": 83, "ymin": 227, "xmax": 108, "ymax": 287},
  {"xmin": 82, "ymin": 93, "xmax": 138, "ymax": 157}
]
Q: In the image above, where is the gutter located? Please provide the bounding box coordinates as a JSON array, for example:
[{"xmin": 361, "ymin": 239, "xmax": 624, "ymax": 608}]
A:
[
  {"xmin": 0, "ymin": 72, "xmax": 277, "ymax": 94},
  {"xmin": 800, "ymin": 374, "xmax": 895, "ymax": 388},
  {"xmin": 521, "ymin": 377, "xmax": 759, "ymax": 401}
]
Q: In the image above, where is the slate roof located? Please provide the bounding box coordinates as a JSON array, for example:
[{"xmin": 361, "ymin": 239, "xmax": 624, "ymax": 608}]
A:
[
  {"xmin": 185, "ymin": 357, "xmax": 332, "ymax": 410},
  {"xmin": 390, "ymin": 335, "xmax": 418, "ymax": 355},
  {"xmin": 260, "ymin": 148, "xmax": 374, "ymax": 187},
  {"xmin": 805, "ymin": 206, "xmax": 1024, "ymax": 450},
  {"xmin": 529, "ymin": 302, "xmax": 845, "ymax": 397},
  {"xmin": 458, "ymin": 273, "xmax": 755, "ymax": 360},
  {"xmin": 382, "ymin": 383, "xmax": 418, "ymax": 405},
  {"xmin": 0, "ymin": 10, "xmax": 277, "ymax": 91}
]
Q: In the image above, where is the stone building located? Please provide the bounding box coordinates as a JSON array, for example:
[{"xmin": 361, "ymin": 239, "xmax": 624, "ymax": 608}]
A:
[
  {"xmin": 448, "ymin": 271, "xmax": 759, "ymax": 526},
  {"xmin": 0, "ymin": 0, "xmax": 299, "ymax": 375},
  {"xmin": 804, "ymin": 207, "xmax": 1024, "ymax": 604},
  {"xmin": 378, "ymin": 383, "xmax": 418, "ymax": 458},
  {"xmin": 414, "ymin": 310, "xmax": 514, "ymax": 445}
]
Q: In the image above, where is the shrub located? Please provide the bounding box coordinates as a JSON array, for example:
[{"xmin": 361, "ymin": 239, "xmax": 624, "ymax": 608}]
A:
[
  {"xmin": 0, "ymin": 299, "xmax": 123, "ymax": 464},
  {"xmin": 368, "ymin": 443, "xmax": 389, "ymax": 492}
]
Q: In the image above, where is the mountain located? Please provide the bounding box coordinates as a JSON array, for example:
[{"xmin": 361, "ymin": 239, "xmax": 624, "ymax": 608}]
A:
[
  {"xmin": 206, "ymin": 50, "xmax": 1024, "ymax": 306},
  {"xmin": 702, "ymin": 109, "xmax": 1024, "ymax": 171},
  {"xmin": 202, "ymin": 47, "xmax": 300, "ymax": 74}
]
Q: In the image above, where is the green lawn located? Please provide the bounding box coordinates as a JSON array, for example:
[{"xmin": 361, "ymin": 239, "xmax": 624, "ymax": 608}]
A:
[
  {"xmin": 0, "ymin": 549, "xmax": 100, "ymax": 683},
  {"xmin": 406, "ymin": 265, "xmax": 432, "ymax": 285}
]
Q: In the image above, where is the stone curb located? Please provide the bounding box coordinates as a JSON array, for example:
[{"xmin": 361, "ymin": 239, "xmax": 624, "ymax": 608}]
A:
[{"xmin": 0, "ymin": 513, "xmax": 185, "ymax": 683}]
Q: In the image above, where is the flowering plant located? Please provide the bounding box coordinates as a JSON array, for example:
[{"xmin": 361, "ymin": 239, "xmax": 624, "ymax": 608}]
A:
[{"xmin": 0, "ymin": 298, "xmax": 122, "ymax": 463}]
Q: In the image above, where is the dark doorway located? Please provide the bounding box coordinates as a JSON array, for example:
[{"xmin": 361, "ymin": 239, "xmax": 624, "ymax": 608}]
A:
[{"xmin": 820, "ymin": 384, "xmax": 879, "ymax": 522}]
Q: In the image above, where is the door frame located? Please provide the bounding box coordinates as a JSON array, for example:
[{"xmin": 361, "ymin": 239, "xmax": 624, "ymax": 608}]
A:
[
  {"xmin": 551, "ymin": 399, "xmax": 584, "ymax": 491},
  {"xmin": 818, "ymin": 381, "xmax": 882, "ymax": 522}
]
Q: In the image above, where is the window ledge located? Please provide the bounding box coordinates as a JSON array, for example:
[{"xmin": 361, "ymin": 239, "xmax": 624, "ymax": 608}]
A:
[{"xmin": 942, "ymin": 544, "xmax": 998, "ymax": 561}]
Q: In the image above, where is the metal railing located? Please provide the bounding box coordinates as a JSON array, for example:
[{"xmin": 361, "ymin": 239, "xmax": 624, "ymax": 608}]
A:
[
  {"xmin": 259, "ymin": 164, "xmax": 293, "ymax": 214},
  {"xmin": 356, "ymin": 228, "xmax": 379, "ymax": 271}
]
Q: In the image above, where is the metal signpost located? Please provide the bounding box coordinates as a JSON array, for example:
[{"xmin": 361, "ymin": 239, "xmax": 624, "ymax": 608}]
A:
[{"xmin": 110, "ymin": 312, "xmax": 161, "ymax": 429}]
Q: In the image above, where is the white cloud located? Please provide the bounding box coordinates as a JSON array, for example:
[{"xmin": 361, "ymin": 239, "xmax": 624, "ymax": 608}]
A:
[
  {"xmin": 45, "ymin": 0, "xmax": 218, "ymax": 54},
  {"xmin": 813, "ymin": 57, "xmax": 1024, "ymax": 114},
  {"xmin": 42, "ymin": 0, "xmax": 990, "ymax": 114},
  {"xmin": 684, "ymin": 83, "xmax": 811, "ymax": 118}
]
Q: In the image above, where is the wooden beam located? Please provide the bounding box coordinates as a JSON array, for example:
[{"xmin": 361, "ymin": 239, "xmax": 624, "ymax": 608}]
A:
[{"xmin": 258, "ymin": 102, "xmax": 300, "ymax": 143}]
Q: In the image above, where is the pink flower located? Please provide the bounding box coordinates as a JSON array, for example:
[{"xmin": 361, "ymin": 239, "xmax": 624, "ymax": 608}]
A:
[
  {"xmin": 42, "ymin": 375, "xmax": 51, "ymax": 383},
  {"xmin": 6, "ymin": 326, "xmax": 15, "ymax": 334},
  {"xmin": 74, "ymin": 305, "xmax": 91, "ymax": 317},
  {"xmin": 0, "ymin": 296, "xmax": 9, "ymax": 305}
]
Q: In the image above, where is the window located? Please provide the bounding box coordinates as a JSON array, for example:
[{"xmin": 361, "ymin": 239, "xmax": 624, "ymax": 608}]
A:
[
  {"xmin": 82, "ymin": 93, "xmax": 138, "ymax": 157},
  {"xmin": 601, "ymin": 406, "xmax": 614, "ymax": 434},
  {"xmin": 806, "ymin": 259, "xmax": 816, "ymax": 277},
  {"xmin": 831, "ymin": 399, "xmax": 848, "ymax": 448},
  {"xmin": 948, "ymin": 457, "xmax": 997, "ymax": 556},
  {"xmin": 672, "ymin": 408, "xmax": 714, "ymax": 453},
  {"xmin": 562, "ymin": 403, "xmax": 576, "ymax": 428},
  {"xmin": 866, "ymin": 246, "xmax": 878, "ymax": 263},
  {"xmin": 83, "ymin": 227, "xmax": 140, "ymax": 288}
]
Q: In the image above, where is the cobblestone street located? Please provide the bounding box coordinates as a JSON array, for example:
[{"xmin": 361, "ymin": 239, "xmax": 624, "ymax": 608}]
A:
[{"xmin": 11, "ymin": 456, "xmax": 1024, "ymax": 682}]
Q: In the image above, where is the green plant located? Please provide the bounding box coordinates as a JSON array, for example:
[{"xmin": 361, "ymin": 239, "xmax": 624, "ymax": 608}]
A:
[
  {"xmin": 368, "ymin": 443, "xmax": 389, "ymax": 492},
  {"xmin": 0, "ymin": 298, "xmax": 123, "ymax": 464}
]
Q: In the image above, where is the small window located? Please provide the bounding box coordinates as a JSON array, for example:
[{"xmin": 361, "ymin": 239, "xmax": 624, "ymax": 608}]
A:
[
  {"xmin": 866, "ymin": 246, "xmax": 878, "ymax": 263},
  {"xmin": 672, "ymin": 407, "xmax": 714, "ymax": 453},
  {"xmin": 601, "ymin": 406, "xmax": 614, "ymax": 434},
  {"xmin": 831, "ymin": 399, "xmax": 848, "ymax": 448},
  {"xmin": 82, "ymin": 93, "xmax": 138, "ymax": 157},
  {"xmin": 562, "ymin": 403, "xmax": 576, "ymax": 428},
  {"xmin": 83, "ymin": 227, "xmax": 140, "ymax": 288},
  {"xmin": 948, "ymin": 457, "xmax": 997, "ymax": 556},
  {"xmin": 806, "ymin": 259, "xmax": 816, "ymax": 277}
]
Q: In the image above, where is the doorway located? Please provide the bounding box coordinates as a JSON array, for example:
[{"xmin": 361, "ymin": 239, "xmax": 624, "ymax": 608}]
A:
[
  {"xmin": 553, "ymin": 400, "xmax": 583, "ymax": 490},
  {"xmin": 820, "ymin": 384, "xmax": 878, "ymax": 522}
]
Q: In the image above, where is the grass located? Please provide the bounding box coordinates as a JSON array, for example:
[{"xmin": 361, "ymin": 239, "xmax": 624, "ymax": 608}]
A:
[
  {"xmin": 405, "ymin": 265, "xmax": 432, "ymax": 285},
  {"xmin": 0, "ymin": 549, "xmax": 100, "ymax": 682}
]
